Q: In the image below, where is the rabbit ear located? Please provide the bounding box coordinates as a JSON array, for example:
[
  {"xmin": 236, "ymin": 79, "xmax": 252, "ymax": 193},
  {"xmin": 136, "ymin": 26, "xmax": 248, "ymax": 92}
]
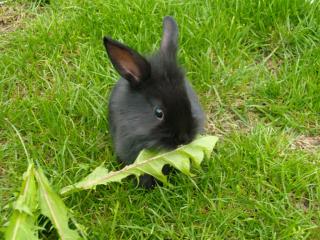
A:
[
  {"xmin": 160, "ymin": 16, "xmax": 178, "ymax": 58},
  {"xmin": 103, "ymin": 37, "xmax": 150, "ymax": 87}
]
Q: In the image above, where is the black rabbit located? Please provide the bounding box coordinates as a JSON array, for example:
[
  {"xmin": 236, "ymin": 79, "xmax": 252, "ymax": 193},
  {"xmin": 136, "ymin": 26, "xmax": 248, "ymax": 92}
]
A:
[{"xmin": 103, "ymin": 16, "xmax": 205, "ymax": 188}]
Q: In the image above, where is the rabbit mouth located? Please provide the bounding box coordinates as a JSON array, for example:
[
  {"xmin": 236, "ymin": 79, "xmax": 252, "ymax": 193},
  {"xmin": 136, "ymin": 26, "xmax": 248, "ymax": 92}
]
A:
[{"xmin": 159, "ymin": 132, "xmax": 195, "ymax": 150}]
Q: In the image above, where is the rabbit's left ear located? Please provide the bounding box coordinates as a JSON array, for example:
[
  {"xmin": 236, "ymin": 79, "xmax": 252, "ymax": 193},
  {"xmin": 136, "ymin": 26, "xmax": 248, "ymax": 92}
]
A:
[
  {"xmin": 103, "ymin": 37, "xmax": 150, "ymax": 87},
  {"xmin": 160, "ymin": 16, "xmax": 178, "ymax": 59}
]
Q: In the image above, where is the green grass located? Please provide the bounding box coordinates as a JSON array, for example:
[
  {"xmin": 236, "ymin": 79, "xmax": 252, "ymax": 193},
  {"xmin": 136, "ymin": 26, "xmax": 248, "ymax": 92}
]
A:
[{"xmin": 1, "ymin": 0, "xmax": 320, "ymax": 239}]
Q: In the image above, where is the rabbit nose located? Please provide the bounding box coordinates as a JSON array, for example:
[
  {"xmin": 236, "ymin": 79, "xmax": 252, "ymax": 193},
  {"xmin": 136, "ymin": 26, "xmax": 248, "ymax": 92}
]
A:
[{"xmin": 178, "ymin": 133, "xmax": 190, "ymax": 145}]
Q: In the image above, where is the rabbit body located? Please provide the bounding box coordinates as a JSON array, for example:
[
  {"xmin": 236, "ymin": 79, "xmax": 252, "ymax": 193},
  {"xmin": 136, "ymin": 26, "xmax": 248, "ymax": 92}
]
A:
[{"xmin": 104, "ymin": 17, "xmax": 205, "ymax": 187}]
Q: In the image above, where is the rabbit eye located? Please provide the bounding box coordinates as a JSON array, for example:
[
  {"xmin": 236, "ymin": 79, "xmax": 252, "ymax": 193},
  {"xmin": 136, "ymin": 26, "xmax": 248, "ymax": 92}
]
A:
[{"xmin": 154, "ymin": 107, "xmax": 164, "ymax": 120}]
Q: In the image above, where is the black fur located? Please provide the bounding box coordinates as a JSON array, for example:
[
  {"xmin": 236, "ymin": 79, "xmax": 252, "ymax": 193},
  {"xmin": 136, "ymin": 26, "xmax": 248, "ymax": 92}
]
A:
[{"xmin": 104, "ymin": 16, "xmax": 205, "ymax": 188}]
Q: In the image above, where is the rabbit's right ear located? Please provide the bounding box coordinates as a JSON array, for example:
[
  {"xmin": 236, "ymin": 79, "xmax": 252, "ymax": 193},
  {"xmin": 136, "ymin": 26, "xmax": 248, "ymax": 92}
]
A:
[{"xmin": 103, "ymin": 37, "xmax": 150, "ymax": 87}]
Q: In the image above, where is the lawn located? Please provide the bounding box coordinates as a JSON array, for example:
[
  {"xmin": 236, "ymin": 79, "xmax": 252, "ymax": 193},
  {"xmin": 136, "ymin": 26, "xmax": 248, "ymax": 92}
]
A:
[{"xmin": 1, "ymin": 0, "xmax": 320, "ymax": 239}]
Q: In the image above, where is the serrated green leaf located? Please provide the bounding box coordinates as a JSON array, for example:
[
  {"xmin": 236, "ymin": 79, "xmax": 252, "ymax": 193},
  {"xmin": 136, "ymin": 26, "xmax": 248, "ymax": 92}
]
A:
[
  {"xmin": 60, "ymin": 164, "xmax": 110, "ymax": 195},
  {"xmin": 61, "ymin": 135, "xmax": 218, "ymax": 195},
  {"xmin": 5, "ymin": 164, "xmax": 38, "ymax": 240},
  {"xmin": 35, "ymin": 168, "xmax": 81, "ymax": 240}
]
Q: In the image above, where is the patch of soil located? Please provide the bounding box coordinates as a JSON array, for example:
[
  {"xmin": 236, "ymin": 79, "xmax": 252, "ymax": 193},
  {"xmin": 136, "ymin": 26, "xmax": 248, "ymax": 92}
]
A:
[
  {"xmin": 265, "ymin": 58, "xmax": 283, "ymax": 75},
  {"xmin": 291, "ymin": 135, "xmax": 320, "ymax": 151},
  {"xmin": 0, "ymin": 3, "xmax": 33, "ymax": 34},
  {"xmin": 205, "ymin": 93, "xmax": 259, "ymax": 136},
  {"xmin": 0, "ymin": 165, "xmax": 5, "ymax": 177},
  {"xmin": 205, "ymin": 107, "xmax": 258, "ymax": 137}
]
